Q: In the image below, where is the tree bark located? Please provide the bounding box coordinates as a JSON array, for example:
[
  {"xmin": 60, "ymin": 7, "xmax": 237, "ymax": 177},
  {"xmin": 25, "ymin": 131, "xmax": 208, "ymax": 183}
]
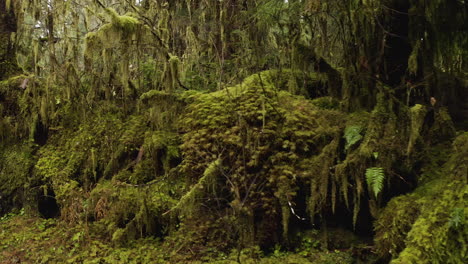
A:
[{"xmin": 0, "ymin": 0, "xmax": 18, "ymax": 79}]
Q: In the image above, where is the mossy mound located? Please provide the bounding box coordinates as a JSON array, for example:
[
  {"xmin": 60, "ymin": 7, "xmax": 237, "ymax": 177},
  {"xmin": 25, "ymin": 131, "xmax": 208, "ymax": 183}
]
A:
[
  {"xmin": 176, "ymin": 70, "xmax": 346, "ymax": 249},
  {"xmin": 1, "ymin": 71, "xmax": 368, "ymax": 260},
  {"xmin": 0, "ymin": 70, "xmax": 465, "ymax": 262},
  {"xmin": 29, "ymin": 108, "xmax": 182, "ymax": 237},
  {"xmin": 375, "ymin": 133, "xmax": 468, "ymax": 263},
  {"xmin": 0, "ymin": 144, "xmax": 35, "ymax": 215}
]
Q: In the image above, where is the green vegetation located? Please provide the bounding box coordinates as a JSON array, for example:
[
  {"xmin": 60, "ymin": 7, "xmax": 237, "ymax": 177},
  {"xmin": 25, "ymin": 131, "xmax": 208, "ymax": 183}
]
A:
[
  {"xmin": 375, "ymin": 133, "xmax": 468, "ymax": 264},
  {"xmin": 0, "ymin": 0, "xmax": 466, "ymax": 263},
  {"xmin": 365, "ymin": 167, "xmax": 385, "ymax": 198}
]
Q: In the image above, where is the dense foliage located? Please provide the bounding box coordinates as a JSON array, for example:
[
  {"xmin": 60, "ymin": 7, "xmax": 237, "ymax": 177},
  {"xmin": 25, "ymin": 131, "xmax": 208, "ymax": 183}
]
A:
[{"xmin": 0, "ymin": 0, "xmax": 466, "ymax": 263}]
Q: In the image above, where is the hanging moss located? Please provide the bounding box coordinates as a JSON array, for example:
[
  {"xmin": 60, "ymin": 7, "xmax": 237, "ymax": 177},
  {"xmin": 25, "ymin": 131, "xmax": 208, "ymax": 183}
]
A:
[
  {"xmin": 143, "ymin": 131, "xmax": 180, "ymax": 176},
  {"xmin": 85, "ymin": 8, "xmax": 140, "ymax": 53},
  {"xmin": 330, "ymin": 91, "xmax": 411, "ymax": 227},
  {"xmin": 0, "ymin": 0, "xmax": 466, "ymax": 262},
  {"xmin": 0, "ymin": 74, "xmax": 44, "ymax": 142},
  {"xmin": 409, "ymin": 0, "xmax": 468, "ymax": 76},
  {"xmin": 407, "ymin": 40, "xmax": 421, "ymax": 75},
  {"xmin": 173, "ymin": 158, "xmax": 221, "ymax": 218},
  {"xmin": 407, "ymin": 104, "xmax": 427, "ymax": 155},
  {"xmin": 89, "ymin": 179, "xmax": 176, "ymax": 244},
  {"xmin": 168, "ymin": 55, "xmax": 181, "ymax": 92},
  {"xmin": 429, "ymin": 107, "xmax": 456, "ymax": 143}
]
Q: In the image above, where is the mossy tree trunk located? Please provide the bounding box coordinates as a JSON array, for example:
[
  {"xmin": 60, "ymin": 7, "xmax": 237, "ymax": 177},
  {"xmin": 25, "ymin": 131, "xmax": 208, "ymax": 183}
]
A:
[{"xmin": 0, "ymin": 0, "xmax": 18, "ymax": 79}]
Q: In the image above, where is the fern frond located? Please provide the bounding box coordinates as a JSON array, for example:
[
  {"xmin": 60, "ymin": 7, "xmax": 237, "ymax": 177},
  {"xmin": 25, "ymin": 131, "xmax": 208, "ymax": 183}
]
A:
[
  {"xmin": 344, "ymin": 125, "xmax": 363, "ymax": 151},
  {"xmin": 366, "ymin": 167, "xmax": 385, "ymax": 197}
]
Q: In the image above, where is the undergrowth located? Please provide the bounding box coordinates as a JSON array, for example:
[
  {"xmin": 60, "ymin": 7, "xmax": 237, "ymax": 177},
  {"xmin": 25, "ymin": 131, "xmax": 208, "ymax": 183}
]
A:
[
  {"xmin": 0, "ymin": 71, "xmax": 466, "ymax": 263},
  {"xmin": 375, "ymin": 133, "xmax": 468, "ymax": 263}
]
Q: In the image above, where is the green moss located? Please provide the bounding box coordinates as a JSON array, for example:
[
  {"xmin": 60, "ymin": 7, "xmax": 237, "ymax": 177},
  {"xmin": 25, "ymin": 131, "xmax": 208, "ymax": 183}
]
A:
[
  {"xmin": 0, "ymin": 144, "xmax": 35, "ymax": 205},
  {"xmin": 375, "ymin": 194, "xmax": 421, "ymax": 257},
  {"xmin": 104, "ymin": 8, "xmax": 139, "ymax": 33},
  {"xmin": 1, "ymin": 0, "xmax": 466, "ymax": 261},
  {"xmin": 375, "ymin": 133, "xmax": 468, "ymax": 263},
  {"xmin": 173, "ymin": 158, "xmax": 221, "ymax": 218},
  {"xmin": 85, "ymin": 8, "xmax": 140, "ymax": 54},
  {"xmin": 30, "ymin": 111, "xmax": 167, "ymax": 222},
  {"xmin": 178, "ymin": 71, "xmax": 346, "ymax": 248},
  {"xmin": 89, "ymin": 179, "xmax": 176, "ymax": 243},
  {"xmin": 143, "ymin": 131, "xmax": 180, "ymax": 174},
  {"xmin": 310, "ymin": 97, "xmax": 340, "ymax": 110},
  {"xmin": 429, "ymin": 107, "xmax": 456, "ymax": 143},
  {"xmin": 0, "ymin": 74, "xmax": 41, "ymax": 142},
  {"xmin": 407, "ymin": 40, "xmax": 421, "ymax": 75},
  {"xmin": 392, "ymin": 181, "xmax": 467, "ymax": 264},
  {"xmin": 407, "ymin": 104, "xmax": 427, "ymax": 155},
  {"xmin": 331, "ymin": 94, "xmax": 410, "ymax": 226}
]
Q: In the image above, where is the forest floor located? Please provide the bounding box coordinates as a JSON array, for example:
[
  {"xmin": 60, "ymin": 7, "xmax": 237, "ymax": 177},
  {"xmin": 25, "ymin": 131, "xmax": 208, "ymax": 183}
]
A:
[{"xmin": 0, "ymin": 213, "xmax": 366, "ymax": 263}]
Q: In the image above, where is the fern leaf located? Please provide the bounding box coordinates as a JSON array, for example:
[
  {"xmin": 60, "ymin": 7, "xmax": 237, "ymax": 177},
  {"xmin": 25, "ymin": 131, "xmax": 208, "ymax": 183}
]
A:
[
  {"xmin": 365, "ymin": 167, "xmax": 384, "ymax": 197},
  {"xmin": 344, "ymin": 125, "xmax": 363, "ymax": 151}
]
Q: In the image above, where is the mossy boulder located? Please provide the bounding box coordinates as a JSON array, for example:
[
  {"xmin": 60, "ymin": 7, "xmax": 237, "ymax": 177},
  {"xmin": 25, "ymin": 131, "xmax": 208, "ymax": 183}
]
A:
[
  {"xmin": 176, "ymin": 70, "xmax": 347, "ymax": 249},
  {"xmin": 375, "ymin": 133, "xmax": 468, "ymax": 263}
]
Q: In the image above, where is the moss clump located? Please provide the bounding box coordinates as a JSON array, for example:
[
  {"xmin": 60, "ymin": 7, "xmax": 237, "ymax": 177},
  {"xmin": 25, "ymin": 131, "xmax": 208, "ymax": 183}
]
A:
[
  {"xmin": 375, "ymin": 133, "xmax": 468, "ymax": 263},
  {"xmin": 395, "ymin": 183, "xmax": 467, "ymax": 264},
  {"xmin": 89, "ymin": 179, "xmax": 176, "ymax": 244},
  {"xmin": 374, "ymin": 194, "xmax": 421, "ymax": 257},
  {"xmin": 104, "ymin": 8, "xmax": 139, "ymax": 33},
  {"xmin": 429, "ymin": 107, "xmax": 456, "ymax": 143},
  {"xmin": 0, "ymin": 144, "xmax": 35, "ymax": 212},
  {"xmin": 32, "ymin": 112, "xmax": 157, "ymax": 222},
  {"xmin": 26, "ymin": 103, "xmax": 184, "ymax": 238},
  {"xmin": 85, "ymin": 8, "xmax": 141, "ymax": 54},
  {"xmin": 407, "ymin": 104, "xmax": 427, "ymax": 155},
  {"xmin": 310, "ymin": 96, "xmax": 340, "ymax": 110},
  {"xmin": 173, "ymin": 158, "xmax": 221, "ymax": 217},
  {"xmin": 178, "ymin": 70, "xmax": 345, "ymax": 249},
  {"xmin": 0, "ymin": 74, "xmax": 41, "ymax": 142}
]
